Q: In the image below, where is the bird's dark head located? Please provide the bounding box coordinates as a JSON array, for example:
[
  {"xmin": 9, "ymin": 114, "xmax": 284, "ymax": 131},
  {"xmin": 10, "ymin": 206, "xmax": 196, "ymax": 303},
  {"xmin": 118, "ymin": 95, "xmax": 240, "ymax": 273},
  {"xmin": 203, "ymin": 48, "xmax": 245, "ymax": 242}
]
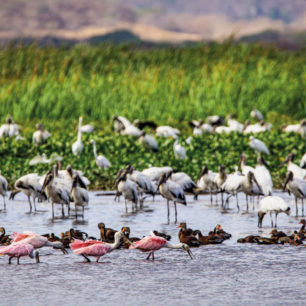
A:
[
  {"xmin": 66, "ymin": 165, "xmax": 73, "ymax": 177},
  {"xmin": 6, "ymin": 115, "xmax": 13, "ymax": 124},
  {"xmin": 257, "ymin": 211, "xmax": 266, "ymax": 228},
  {"xmin": 258, "ymin": 156, "xmax": 270, "ymax": 169},
  {"xmin": 299, "ymin": 219, "xmax": 306, "ymax": 225},
  {"xmin": 157, "ymin": 172, "xmax": 167, "ymax": 189},
  {"xmin": 98, "ymin": 223, "xmax": 105, "ymax": 229},
  {"xmin": 283, "ymin": 171, "xmax": 294, "ymax": 191},
  {"xmin": 41, "ymin": 171, "xmax": 53, "ymax": 191},
  {"xmin": 176, "ymin": 222, "xmax": 187, "ymax": 230},
  {"xmin": 200, "ymin": 165, "xmax": 208, "ymax": 178}
]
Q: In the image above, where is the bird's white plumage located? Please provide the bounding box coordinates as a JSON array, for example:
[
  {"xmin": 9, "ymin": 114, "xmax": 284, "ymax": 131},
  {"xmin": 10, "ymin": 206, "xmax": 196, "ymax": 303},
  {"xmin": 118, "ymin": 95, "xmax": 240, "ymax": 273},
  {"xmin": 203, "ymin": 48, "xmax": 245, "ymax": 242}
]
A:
[
  {"xmin": 72, "ymin": 117, "xmax": 84, "ymax": 156},
  {"xmin": 90, "ymin": 139, "xmax": 111, "ymax": 170},
  {"xmin": 250, "ymin": 109, "xmax": 264, "ymax": 121},
  {"xmin": 139, "ymin": 134, "xmax": 159, "ymax": 151},
  {"xmin": 80, "ymin": 124, "xmax": 94, "ymax": 133},
  {"xmin": 287, "ymin": 162, "xmax": 306, "ymax": 180},
  {"xmin": 156, "ymin": 126, "xmax": 180, "ymax": 138},
  {"xmin": 249, "ymin": 136, "xmax": 270, "ymax": 155},
  {"xmin": 173, "ymin": 139, "xmax": 186, "ymax": 160},
  {"xmin": 142, "ymin": 167, "xmax": 173, "ymax": 182},
  {"xmin": 259, "ymin": 196, "xmax": 289, "ymax": 213}
]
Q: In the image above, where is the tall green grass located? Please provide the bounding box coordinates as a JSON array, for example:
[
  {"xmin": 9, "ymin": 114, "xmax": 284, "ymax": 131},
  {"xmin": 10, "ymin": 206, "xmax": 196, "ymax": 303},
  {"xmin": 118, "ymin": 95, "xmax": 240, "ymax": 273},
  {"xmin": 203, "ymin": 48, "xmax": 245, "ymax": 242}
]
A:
[{"xmin": 0, "ymin": 42, "xmax": 305, "ymax": 125}]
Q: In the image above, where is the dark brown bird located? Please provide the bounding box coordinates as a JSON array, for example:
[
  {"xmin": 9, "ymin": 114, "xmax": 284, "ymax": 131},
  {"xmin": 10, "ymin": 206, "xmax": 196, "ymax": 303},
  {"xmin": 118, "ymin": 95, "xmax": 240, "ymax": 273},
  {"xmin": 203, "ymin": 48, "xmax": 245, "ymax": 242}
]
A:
[
  {"xmin": 193, "ymin": 230, "xmax": 224, "ymax": 245},
  {"xmin": 299, "ymin": 219, "xmax": 306, "ymax": 234},
  {"xmin": 121, "ymin": 226, "xmax": 141, "ymax": 249},
  {"xmin": 237, "ymin": 235, "xmax": 261, "ymax": 243},
  {"xmin": 255, "ymin": 237, "xmax": 278, "ymax": 245},
  {"xmin": 213, "ymin": 225, "xmax": 232, "ymax": 240},
  {"xmin": 98, "ymin": 223, "xmax": 116, "ymax": 242},
  {"xmin": 0, "ymin": 227, "xmax": 11, "ymax": 245},
  {"xmin": 177, "ymin": 223, "xmax": 201, "ymax": 247},
  {"xmin": 270, "ymin": 229, "xmax": 287, "ymax": 241}
]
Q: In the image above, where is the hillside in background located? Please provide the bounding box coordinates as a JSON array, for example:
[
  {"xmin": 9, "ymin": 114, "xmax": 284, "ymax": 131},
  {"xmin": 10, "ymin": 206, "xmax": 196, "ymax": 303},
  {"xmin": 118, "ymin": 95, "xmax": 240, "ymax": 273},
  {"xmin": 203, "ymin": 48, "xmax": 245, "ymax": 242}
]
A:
[{"xmin": 0, "ymin": 0, "xmax": 306, "ymax": 46}]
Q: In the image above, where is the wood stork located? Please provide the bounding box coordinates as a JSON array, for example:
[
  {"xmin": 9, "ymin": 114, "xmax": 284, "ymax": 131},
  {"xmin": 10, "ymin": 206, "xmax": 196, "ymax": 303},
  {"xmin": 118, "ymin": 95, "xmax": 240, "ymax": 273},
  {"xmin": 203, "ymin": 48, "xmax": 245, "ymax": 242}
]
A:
[
  {"xmin": 72, "ymin": 117, "xmax": 84, "ymax": 156},
  {"xmin": 133, "ymin": 119, "xmax": 157, "ymax": 130},
  {"xmin": 239, "ymin": 153, "xmax": 255, "ymax": 175},
  {"xmin": 125, "ymin": 165, "xmax": 156, "ymax": 203},
  {"xmin": 244, "ymin": 121, "xmax": 271, "ymax": 134},
  {"xmin": 71, "ymin": 175, "xmax": 89, "ymax": 218},
  {"xmin": 249, "ymin": 136, "xmax": 270, "ymax": 155},
  {"xmin": 195, "ymin": 165, "xmax": 217, "ymax": 202},
  {"xmin": 227, "ymin": 114, "xmax": 244, "ymax": 133},
  {"xmin": 139, "ymin": 131, "xmax": 159, "ymax": 151},
  {"xmin": 254, "ymin": 156, "xmax": 273, "ymax": 196},
  {"xmin": 141, "ymin": 166, "xmax": 173, "ymax": 182},
  {"xmin": 282, "ymin": 119, "xmax": 306, "ymax": 137},
  {"xmin": 213, "ymin": 165, "xmax": 227, "ymax": 205},
  {"xmin": 12, "ymin": 174, "xmax": 47, "ymax": 213},
  {"xmin": 258, "ymin": 196, "xmax": 290, "ymax": 228},
  {"xmin": 173, "ymin": 139, "xmax": 186, "ymax": 160},
  {"xmin": 0, "ymin": 115, "xmax": 19, "ymax": 138},
  {"xmin": 222, "ymin": 171, "xmax": 261, "ymax": 211},
  {"xmin": 250, "ymin": 109, "xmax": 264, "ymax": 121},
  {"xmin": 41, "ymin": 171, "xmax": 70, "ymax": 218},
  {"xmin": 283, "ymin": 171, "xmax": 306, "ymax": 216},
  {"xmin": 156, "ymin": 125, "xmax": 180, "ymax": 138},
  {"xmin": 113, "ymin": 116, "xmax": 132, "ymax": 133},
  {"xmin": 0, "ymin": 173, "xmax": 8, "ymax": 210},
  {"xmin": 206, "ymin": 115, "xmax": 225, "ymax": 126},
  {"xmin": 117, "ymin": 170, "xmax": 138, "ymax": 212},
  {"xmin": 90, "ymin": 139, "xmax": 111, "ymax": 170},
  {"xmin": 32, "ymin": 123, "xmax": 51, "ymax": 145},
  {"xmin": 300, "ymin": 153, "xmax": 306, "ymax": 169},
  {"xmin": 189, "ymin": 120, "xmax": 213, "ymax": 135},
  {"xmin": 120, "ymin": 124, "xmax": 142, "ymax": 137},
  {"xmin": 279, "ymin": 153, "xmax": 306, "ymax": 179},
  {"xmin": 156, "ymin": 172, "xmax": 186, "ymax": 223},
  {"xmin": 168, "ymin": 170, "xmax": 196, "ymax": 195}
]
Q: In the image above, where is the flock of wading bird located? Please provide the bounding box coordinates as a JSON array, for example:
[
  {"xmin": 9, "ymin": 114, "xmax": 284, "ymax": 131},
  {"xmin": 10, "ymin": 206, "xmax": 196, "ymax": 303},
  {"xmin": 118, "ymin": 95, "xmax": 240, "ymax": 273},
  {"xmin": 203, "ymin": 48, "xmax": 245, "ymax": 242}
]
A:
[
  {"xmin": 0, "ymin": 110, "xmax": 305, "ymax": 264},
  {"xmin": 0, "ymin": 219, "xmax": 305, "ymax": 265}
]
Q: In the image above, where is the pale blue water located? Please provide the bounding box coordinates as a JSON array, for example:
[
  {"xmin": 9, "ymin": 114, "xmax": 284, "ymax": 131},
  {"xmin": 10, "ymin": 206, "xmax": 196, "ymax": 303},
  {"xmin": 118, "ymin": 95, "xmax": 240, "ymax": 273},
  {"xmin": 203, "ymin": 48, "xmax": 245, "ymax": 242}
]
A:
[{"xmin": 0, "ymin": 191, "xmax": 305, "ymax": 306}]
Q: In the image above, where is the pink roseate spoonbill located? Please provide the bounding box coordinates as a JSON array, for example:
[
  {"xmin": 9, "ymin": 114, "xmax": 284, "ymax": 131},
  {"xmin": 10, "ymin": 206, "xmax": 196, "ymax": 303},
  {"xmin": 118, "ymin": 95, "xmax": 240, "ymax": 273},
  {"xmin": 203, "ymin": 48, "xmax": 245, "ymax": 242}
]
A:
[
  {"xmin": 0, "ymin": 242, "xmax": 40, "ymax": 264},
  {"xmin": 70, "ymin": 231, "xmax": 130, "ymax": 262},
  {"xmin": 10, "ymin": 231, "xmax": 67, "ymax": 254},
  {"xmin": 129, "ymin": 232, "xmax": 193, "ymax": 260}
]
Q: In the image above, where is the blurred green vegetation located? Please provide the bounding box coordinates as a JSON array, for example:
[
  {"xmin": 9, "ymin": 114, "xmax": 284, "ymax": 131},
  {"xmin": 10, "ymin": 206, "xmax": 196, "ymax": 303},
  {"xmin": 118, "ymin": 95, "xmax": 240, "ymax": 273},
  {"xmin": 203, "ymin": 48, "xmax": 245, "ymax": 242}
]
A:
[
  {"xmin": 0, "ymin": 42, "xmax": 305, "ymax": 126},
  {"xmin": 0, "ymin": 126, "xmax": 304, "ymax": 190}
]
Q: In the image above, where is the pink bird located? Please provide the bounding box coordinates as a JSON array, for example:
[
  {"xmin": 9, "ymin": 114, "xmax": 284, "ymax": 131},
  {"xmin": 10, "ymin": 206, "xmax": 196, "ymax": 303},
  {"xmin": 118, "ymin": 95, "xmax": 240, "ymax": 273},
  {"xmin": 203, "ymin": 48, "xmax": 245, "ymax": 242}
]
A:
[
  {"xmin": 0, "ymin": 242, "xmax": 40, "ymax": 264},
  {"xmin": 10, "ymin": 231, "xmax": 67, "ymax": 253},
  {"xmin": 129, "ymin": 232, "xmax": 193, "ymax": 260},
  {"xmin": 70, "ymin": 231, "xmax": 128, "ymax": 262}
]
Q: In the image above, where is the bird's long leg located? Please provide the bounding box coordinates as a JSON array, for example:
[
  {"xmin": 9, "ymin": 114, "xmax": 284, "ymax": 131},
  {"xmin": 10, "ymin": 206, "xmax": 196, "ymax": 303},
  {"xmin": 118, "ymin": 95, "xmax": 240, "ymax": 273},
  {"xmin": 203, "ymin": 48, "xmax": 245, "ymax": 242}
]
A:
[
  {"xmin": 17, "ymin": 257, "xmax": 20, "ymax": 265},
  {"xmin": 82, "ymin": 254, "xmax": 91, "ymax": 262},
  {"xmin": 295, "ymin": 197, "xmax": 298, "ymax": 216},
  {"xmin": 52, "ymin": 202, "xmax": 54, "ymax": 219},
  {"xmin": 125, "ymin": 199, "xmax": 127, "ymax": 213},
  {"xmin": 167, "ymin": 200, "xmax": 170, "ymax": 224},
  {"xmin": 246, "ymin": 195, "xmax": 249, "ymax": 211},
  {"xmin": 75, "ymin": 204, "xmax": 78, "ymax": 218},
  {"xmin": 210, "ymin": 191, "xmax": 213, "ymax": 205},
  {"xmin": 146, "ymin": 252, "xmax": 152, "ymax": 260},
  {"xmin": 236, "ymin": 194, "xmax": 240, "ymax": 211},
  {"xmin": 8, "ymin": 256, "xmax": 13, "ymax": 264},
  {"xmin": 221, "ymin": 192, "xmax": 224, "ymax": 208},
  {"xmin": 152, "ymin": 252, "xmax": 155, "ymax": 261},
  {"xmin": 61, "ymin": 203, "xmax": 65, "ymax": 217},
  {"xmin": 275, "ymin": 213, "xmax": 278, "ymax": 228},
  {"xmin": 174, "ymin": 201, "xmax": 177, "ymax": 224},
  {"xmin": 270, "ymin": 212, "xmax": 273, "ymax": 227},
  {"xmin": 96, "ymin": 256, "xmax": 100, "ymax": 263},
  {"xmin": 27, "ymin": 196, "xmax": 32, "ymax": 213},
  {"xmin": 3, "ymin": 195, "xmax": 6, "ymax": 210},
  {"xmin": 82, "ymin": 205, "xmax": 85, "ymax": 219},
  {"xmin": 302, "ymin": 199, "xmax": 304, "ymax": 217},
  {"xmin": 68, "ymin": 203, "xmax": 70, "ymax": 216},
  {"xmin": 33, "ymin": 196, "xmax": 37, "ymax": 212}
]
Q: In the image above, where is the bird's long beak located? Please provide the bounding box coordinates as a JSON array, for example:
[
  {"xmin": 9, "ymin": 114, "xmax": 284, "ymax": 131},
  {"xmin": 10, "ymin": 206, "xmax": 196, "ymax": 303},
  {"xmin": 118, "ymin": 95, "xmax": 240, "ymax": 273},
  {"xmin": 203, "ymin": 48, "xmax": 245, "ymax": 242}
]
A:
[
  {"xmin": 283, "ymin": 177, "xmax": 289, "ymax": 192},
  {"xmin": 253, "ymin": 177, "xmax": 262, "ymax": 193},
  {"xmin": 122, "ymin": 234, "xmax": 135, "ymax": 248},
  {"xmin": 176, "ymin": 224, "xmax": 181, "ymax": 228},
  {"xmin": 262, "ymin": 158, "xmax": 270, "ymax": 169},
  {"xmin": 185, "ymin": 247, "xmax": 193, "ymax": 259},
  {"xmin": 278, "ymin": 157, "xmax": 288, "ymax": 169},
  {"xmin": 36, "ymin": 252, "xmax": 40, "ymax": 264},
  {"xmin": 298, "ymin": 220, "xmax": 303, "ymax": 224}
]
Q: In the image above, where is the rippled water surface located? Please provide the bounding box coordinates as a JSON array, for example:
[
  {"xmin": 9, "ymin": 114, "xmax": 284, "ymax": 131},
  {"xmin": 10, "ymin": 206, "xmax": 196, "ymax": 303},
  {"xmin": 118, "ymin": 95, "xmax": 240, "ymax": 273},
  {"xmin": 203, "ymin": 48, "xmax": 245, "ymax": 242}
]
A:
[{"xmin": 1, "ymin": 191, "xmax": 305, "ymax": 306}]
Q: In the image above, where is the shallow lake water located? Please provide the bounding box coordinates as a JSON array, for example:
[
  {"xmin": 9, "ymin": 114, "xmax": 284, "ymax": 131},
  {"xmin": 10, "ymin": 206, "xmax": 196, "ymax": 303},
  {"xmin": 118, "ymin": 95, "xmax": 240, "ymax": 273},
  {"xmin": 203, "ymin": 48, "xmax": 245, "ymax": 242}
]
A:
[{"xmin": 0, "ymin": 191, "xmax": 305, "ymax": 306}]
